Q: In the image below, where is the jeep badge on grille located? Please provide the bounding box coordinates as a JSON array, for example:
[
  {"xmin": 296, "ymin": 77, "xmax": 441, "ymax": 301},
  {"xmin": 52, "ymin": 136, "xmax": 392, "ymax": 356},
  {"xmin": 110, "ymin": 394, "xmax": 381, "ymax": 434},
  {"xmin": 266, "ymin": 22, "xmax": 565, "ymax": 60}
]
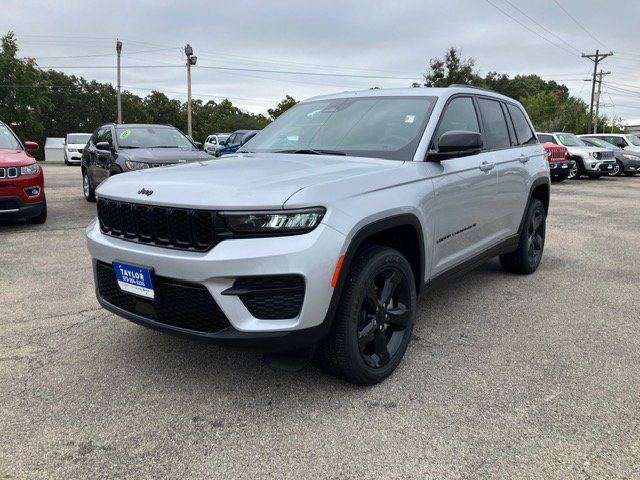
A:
[{"xmin": 138, "ymin": 188, "xmax": 153, "ymax": 196}]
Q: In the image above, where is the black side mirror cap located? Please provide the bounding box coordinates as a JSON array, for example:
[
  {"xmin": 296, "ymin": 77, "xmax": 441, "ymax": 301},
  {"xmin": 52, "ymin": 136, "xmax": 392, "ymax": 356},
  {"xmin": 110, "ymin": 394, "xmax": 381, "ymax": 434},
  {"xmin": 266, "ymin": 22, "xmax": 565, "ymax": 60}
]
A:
[
  {"xmin": 427, "ymin": 130, "xmax": 483, "ymax": 161},
  {"xmin": 96, "ymin": 142, "xmax": 112, "ymax": 151}
]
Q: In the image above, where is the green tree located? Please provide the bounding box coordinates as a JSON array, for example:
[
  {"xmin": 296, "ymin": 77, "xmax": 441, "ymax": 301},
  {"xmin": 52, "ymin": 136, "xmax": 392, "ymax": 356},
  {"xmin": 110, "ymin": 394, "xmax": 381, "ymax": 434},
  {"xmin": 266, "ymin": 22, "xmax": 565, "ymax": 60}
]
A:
[
  {"xmin": 144, "ymin": 91, "xmax": 182, "ymax": 126},
  {"xmin": 420, "ymin": 47, "xmax": 482, "ymax": 87},
  {"xmin": 267, "ymin": 95, "xmax": 298, "ymax": 120}
]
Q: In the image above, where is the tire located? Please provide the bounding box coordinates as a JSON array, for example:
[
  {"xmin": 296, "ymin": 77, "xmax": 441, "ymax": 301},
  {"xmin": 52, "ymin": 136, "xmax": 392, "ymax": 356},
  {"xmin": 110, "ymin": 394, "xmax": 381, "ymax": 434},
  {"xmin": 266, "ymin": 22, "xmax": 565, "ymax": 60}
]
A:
[
  {"xmin": 83, "ymin": 170, "xmax": 96, "ymax": 202},
  {"xmin": 610, "ymin": 161, "xmax": 623, "ymax": 177},
  {"xmin": 316, "ymin": 245, "xmax": 417, "ymax": 386},
  {"xmin": 551, "ymin": 175, "xmax": 565, "ymax": 183},
  {"xmin": 499, "ymin": 198, "xmax": 546, "ymax": 275},
  {"xmin": 26, "ymin": 195, "xmax": 47, "ymax": 224},
  {"xmin": 567, "ymin": 161, "xmax": 580, "ymax": 180},
  {"xmin": 624, "ymin": 172, "xmax": 637, "ymax": 177}
]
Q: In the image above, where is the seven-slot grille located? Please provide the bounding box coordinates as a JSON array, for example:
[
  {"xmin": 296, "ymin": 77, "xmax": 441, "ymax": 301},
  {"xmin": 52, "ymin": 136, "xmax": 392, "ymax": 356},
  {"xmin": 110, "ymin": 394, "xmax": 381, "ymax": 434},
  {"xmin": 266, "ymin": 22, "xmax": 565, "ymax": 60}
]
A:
[
  {"xmin": 546, "ymin": 148, "xmax": 565, "ymax": 161},
  {"xmin": 0, "ymin": 167, "xmax": 19, "ymax": 179},
  {"xmin": 595, "ymin": 151, "xmax": 614, "ymax": 160},
  {"xmin": 97, "ymin": 198, "xmax": 217, "ymax": 251}
]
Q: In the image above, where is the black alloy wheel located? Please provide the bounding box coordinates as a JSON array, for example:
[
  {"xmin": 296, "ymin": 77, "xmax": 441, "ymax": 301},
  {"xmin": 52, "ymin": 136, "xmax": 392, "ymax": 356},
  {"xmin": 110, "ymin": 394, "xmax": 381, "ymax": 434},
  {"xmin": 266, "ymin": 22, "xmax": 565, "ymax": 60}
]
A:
[
  {"xmin": 357, "ymin": 267, "xmax": 412, "ymax": 368},
  {"xmin": 527, "ymin": 207, "xmax": 545, "ymax": 267}
]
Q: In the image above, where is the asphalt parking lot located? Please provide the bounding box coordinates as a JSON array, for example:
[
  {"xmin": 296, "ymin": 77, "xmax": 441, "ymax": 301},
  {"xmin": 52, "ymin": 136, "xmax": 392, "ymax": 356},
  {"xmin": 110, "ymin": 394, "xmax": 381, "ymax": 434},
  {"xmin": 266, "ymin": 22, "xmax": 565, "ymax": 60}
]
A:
[{"xmin": 1, "ymin": 165, "xmax": 639, "ymax": 479}]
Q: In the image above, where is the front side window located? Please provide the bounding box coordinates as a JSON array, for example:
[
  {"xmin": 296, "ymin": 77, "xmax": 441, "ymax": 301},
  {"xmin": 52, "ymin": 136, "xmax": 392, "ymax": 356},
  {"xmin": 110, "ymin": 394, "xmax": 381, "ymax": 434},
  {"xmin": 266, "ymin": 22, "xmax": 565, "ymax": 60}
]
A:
[
  {"xmin": 506, "ymin": 104, "xmax": 537, "ymax": 145},
  {"xmin": 556, "ymin": 133, "xmax": 585, "ymax": 147},
  {"xmin": 227, "ymin": 133, "xmax": 238, "ymax": 145},
  {"xmin": 0, "ymin": 124, "xmax": 22, "ymax": 150},
  {"xmin": 434, "ymin": 96, "xmax": 480, "ymax": 144},
  {"xmin": 603, "ymin": 136, "xmax": 627, "ymax": 149},
  {"xmin": 478, "ymin": 98, "xmax": 510, "ymax": 149},
  {"xmin": 115, "ymin": 126, "xmax": 195, "ymax": 150},
  {"xmin": 241, "ymin": 96, "xmax": 437, "ymax": 161}
]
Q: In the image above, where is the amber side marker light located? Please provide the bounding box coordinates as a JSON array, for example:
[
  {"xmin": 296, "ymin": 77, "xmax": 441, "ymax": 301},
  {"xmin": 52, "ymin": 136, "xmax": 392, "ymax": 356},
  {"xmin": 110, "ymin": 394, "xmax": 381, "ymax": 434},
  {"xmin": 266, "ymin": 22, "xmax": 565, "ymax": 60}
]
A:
[{"xmin": 331, "ymin": 255, "xmax": 345, "ymax": 287}]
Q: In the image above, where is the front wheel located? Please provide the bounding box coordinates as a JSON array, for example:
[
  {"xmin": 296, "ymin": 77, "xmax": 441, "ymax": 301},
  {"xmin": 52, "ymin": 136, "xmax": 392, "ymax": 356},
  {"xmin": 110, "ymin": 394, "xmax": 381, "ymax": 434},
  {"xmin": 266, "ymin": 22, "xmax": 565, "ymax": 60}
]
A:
[
  {"xmin": 567, "ymin": 161, "xmax": 580, "ymax": 180},
  {"xmin": 610, "ymin": 161, "xmax": 623, "ymax": 176},
  {"xmin": 26, "ymin": 196, "xmax": 47, "ymax": 224},
  {"xmin": 317, "ymin": 245, "xmax": 417, "ymax": 385},
  {"xmin": 551, "ymin": 175, "xmax": 565, "ymax": 183},
  {"xmin": 83, "ymin": 170, "xmax": 96, "ymax": 202},
  {"xmin": 499, "ymin": 198, "xmax": 546, "ymax": 274}
]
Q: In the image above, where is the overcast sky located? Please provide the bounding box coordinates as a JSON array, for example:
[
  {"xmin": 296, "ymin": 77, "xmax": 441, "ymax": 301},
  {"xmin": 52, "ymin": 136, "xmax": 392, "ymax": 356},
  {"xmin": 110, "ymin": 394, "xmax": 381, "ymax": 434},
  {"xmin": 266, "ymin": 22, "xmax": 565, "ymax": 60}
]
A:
[{"xmin": 3, "ymin": 0, "xmax": 640, "ymax": 124}]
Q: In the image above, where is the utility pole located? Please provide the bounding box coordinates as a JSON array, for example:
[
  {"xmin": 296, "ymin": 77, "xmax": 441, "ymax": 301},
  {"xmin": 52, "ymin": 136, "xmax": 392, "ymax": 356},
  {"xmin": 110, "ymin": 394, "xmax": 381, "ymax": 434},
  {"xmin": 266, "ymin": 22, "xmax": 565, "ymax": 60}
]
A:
[
  {"xmin": 184, "ymin": 44, "xmax": 197, "ymax": 138},
  {"xmin": 582, "ymin": 49, "xmax": 613, "ymax": 133},
  {"xmin": 593, "ymin": 70, "xmax": 610, "ymax": 134},
  {"xmin": 116, "ymin": 40, "xmax": 123, "ymax": 124}
]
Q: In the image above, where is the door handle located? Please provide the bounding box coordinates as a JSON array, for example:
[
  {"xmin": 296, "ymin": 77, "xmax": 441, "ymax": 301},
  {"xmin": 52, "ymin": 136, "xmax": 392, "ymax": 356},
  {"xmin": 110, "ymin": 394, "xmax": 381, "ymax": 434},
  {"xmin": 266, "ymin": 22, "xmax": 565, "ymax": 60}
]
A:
[
  {"xmin": 479, "ymin": 161, "xmax": 495, "ymax": 172},
  {"xmin": 519, "ymin": 154, "xmax": 530, "ymax": 163}
]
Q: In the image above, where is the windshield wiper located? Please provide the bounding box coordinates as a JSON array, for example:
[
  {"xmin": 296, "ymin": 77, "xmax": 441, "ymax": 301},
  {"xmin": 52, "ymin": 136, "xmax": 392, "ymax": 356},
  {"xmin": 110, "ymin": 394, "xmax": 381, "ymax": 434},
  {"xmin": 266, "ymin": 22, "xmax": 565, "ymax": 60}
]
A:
[
  {"xmin": 275, "ymin": 149, "xmax": 346, "ymax": 156},
  {"xmin": 120, "ymin": 146, "xmax": 140, "ymax": 149},
  {"xmin": 150, "ymin": 145, "xmax": 180, "ymax": 148}
]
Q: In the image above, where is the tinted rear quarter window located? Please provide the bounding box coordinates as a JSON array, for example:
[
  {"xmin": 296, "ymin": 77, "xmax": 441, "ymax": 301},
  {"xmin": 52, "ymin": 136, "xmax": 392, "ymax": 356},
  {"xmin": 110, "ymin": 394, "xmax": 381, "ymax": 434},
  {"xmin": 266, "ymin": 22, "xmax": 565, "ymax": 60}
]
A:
[
  {"xmin": 507, "ymin": 104, "xmax": 537, "ymax": 145},
  {"xmin": 478, "ymin": 98, "xmax": 510, "ymax": 149}
]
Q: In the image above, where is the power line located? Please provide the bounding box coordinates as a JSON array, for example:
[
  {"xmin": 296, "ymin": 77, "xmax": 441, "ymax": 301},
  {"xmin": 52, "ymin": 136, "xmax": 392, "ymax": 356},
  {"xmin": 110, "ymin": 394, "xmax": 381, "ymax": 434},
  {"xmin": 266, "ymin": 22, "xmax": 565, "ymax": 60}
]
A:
[
  {"xmin": 23, "ymin": 47, "xmax": 178, "ymax": 60},
  {"xmin": 552, "ymin": 0, "xmax": 613, "ymax": 51},
  {"xmin": 483, "ymin": 0, "xmax": 578, "ymax": 57}
]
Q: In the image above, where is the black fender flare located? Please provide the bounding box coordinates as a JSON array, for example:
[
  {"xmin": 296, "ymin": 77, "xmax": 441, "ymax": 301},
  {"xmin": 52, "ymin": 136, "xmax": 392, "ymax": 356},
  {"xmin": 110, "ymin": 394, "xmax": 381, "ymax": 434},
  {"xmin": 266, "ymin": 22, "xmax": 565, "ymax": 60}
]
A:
[
  {"xmin": 517, "ymin": 177, "xmax": 550, "ymax": 237},
  {"xmin": 317, "ymin": 214, "xmax": 426, "ymax": 341}
]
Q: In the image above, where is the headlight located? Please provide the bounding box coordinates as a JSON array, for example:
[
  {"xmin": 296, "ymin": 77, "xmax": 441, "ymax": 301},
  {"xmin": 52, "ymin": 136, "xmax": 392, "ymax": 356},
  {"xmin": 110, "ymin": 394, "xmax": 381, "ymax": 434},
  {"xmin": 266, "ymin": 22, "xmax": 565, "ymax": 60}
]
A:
[
  {"xmin": 623, "ymin": 154, "xmax": 638, "ymax": 160},
  {"xmin": 124, "ymin": 161, "xmax": 150, "ymax": 171},
  {"xmin": 20, "ymin": 163, "xmax": 40, "ymax": 175},
  {"xmin": 592, "ymin": 152, "xmax": 600, "ymax": 159},
  {"xmin": 220, "ymin": 208, "xmax": 325, "ymax": 235}
]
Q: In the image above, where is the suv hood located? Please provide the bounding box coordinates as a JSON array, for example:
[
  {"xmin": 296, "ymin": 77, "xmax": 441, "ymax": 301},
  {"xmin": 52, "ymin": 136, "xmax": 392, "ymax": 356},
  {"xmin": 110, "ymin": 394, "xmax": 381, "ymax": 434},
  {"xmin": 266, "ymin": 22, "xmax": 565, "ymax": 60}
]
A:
[
  {"xmin": 565, "ymin": 145, "xmax": 609, "ymax": 156},
  {"xmin": 96, "ymin": 153, "xmax": 404, "ymax": 209},
  {"xmin": 118, "ymin": 147, "xmax": 211, "ymax": 165},
  {"xmin": 0, "ymin": 149, "xmax": 36, "ymax": 167}
]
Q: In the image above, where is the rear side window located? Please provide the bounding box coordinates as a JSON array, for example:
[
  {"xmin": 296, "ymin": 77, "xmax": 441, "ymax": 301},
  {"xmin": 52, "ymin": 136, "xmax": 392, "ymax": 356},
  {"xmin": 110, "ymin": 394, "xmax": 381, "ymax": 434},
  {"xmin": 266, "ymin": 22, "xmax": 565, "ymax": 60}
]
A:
[
  {"xmin": 507, "ymin": 104, "xmax": 537, "ymax": 145},
  {"xmin": 478, "ymin": 98, "xmax": 510, "ymax": 149},
  {"xmin": 434, "ymin": 97, "xmax": 480, "ymax": 144},
  {"xmin": 537, "ymin": 134, "xmax": 555, "ymax": 144}
]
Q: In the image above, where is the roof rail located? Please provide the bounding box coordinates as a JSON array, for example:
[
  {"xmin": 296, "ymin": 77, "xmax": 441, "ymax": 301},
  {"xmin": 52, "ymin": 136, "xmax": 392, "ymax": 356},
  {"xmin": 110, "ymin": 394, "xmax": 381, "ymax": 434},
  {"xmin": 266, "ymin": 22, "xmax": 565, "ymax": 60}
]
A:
[{"xmin": 448, "ymin": 84, "xmax": 491, "ymax": 92}]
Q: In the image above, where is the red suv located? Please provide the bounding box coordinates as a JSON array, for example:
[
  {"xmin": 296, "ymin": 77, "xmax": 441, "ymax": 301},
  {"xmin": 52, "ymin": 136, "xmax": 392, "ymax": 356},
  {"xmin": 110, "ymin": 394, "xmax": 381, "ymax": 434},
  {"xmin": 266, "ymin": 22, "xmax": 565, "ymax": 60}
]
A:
[
  {"xmin": 541, "ymin": 142, "xmax": 574, "ymax": 182},
  {"xmin": 0, "ymin": 121, "xmax": 46, "ymax": 224}
]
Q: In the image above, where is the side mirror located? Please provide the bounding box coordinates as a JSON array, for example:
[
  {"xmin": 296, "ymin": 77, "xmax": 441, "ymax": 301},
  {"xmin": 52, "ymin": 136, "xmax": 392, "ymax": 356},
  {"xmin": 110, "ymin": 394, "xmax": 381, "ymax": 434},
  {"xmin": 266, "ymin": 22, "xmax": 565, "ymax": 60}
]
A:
[
  {"xmin": 24, "ymin": 141, "xmax": 39, "ymax": 151},
  {"xmin": 194, "ymin": 141, "xmax": 203, "ymax": 149},
  {"xmin": 96, "ymin": 142, "xmax": 111, "ymax": 151},
  {"xmin": 240, "ymin": 132, "xmax": 257, "ymax": 146},
  {"xmin": 427, "ymin": 131, "xmax": 483, "ymax": 161}
]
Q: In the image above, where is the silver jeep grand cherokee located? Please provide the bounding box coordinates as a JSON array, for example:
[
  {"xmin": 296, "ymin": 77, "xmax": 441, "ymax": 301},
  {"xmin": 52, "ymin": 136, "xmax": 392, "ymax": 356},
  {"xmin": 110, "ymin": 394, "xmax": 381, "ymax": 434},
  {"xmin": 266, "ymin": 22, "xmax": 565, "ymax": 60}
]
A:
[{"xmin": 86, "ymin": 86, "xmax": 550, "ymax": 385}]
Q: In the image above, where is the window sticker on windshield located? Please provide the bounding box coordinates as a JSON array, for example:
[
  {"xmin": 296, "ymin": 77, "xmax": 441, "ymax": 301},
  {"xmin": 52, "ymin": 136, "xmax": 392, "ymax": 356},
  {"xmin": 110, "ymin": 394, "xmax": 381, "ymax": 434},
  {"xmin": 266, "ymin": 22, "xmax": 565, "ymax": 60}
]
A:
[
  {"xmin": 595, "ymin": 139, "xmax": 602, "ymax": 146},
  {"xmin": 119, "ymin": 129, "xmax": 131, "ymax": 140},
  {"xmin": 558, "ymin": 135, "xmax": 565, "ymax": 142},
  {"xmin": 307, "ymin": 109, "xmax": 323, "ymax": 117},
  {"xmin": 286, "ymin": 135, "xmax": 299, "ymax": 141},
  {"xmin": 404, "ymin": 115, "xmax": 415, "ymax": 124}
]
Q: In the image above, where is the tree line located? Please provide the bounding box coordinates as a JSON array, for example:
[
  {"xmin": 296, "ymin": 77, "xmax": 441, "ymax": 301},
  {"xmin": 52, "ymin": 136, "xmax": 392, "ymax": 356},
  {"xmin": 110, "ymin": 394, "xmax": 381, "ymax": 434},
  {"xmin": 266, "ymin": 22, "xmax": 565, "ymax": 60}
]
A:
[
  {"xmin": 1, "ymin": 33, "xmax": 623, "ymax": 161},
  {"xmin": 415, "ymin": 47, "xmax": 624, "ymax": 134}
]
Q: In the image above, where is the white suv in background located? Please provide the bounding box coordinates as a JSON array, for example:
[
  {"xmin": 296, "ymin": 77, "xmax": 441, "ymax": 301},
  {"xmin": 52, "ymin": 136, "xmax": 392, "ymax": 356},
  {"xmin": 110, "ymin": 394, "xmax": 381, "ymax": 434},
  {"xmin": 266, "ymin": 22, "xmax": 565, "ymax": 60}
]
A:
[
  {"xmin": 536, "ymin": 132, "xmax": 615, "ymax": 179},
  {"xmin": 579, "ymin": 133, "xmax": 640, "ymax": 152},
  {"xmin": 64, "ymin": 133, "xmax": 91, "ymax": 166},
  {"xmin": 87, "ymin": 86, "xmax": 550, "ymax": 385},
  {"xmin": 204, "ymin": 133, "xmax": 230, "ymax": 155}
]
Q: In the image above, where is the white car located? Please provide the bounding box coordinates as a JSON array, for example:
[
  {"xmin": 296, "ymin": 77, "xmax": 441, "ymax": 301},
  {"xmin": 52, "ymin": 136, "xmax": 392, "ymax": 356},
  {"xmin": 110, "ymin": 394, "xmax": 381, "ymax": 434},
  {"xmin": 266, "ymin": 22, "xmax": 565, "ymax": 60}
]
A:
[
  {"xmin": 204, "ymin": 133, "xmax": 230, "ymax": 155},
  {"xmin": 64, "ymin": 133, "xmax": 91, "ymax": 166},
  {"xmin": 579, "ymin": 133, "xmax": 640, "ymax": 153}
]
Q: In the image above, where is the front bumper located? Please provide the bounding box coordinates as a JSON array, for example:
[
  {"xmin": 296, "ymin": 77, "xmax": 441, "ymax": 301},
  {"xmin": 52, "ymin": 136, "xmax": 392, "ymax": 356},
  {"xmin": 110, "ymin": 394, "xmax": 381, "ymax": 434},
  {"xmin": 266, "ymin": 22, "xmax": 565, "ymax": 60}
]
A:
[
  {"xmin": 618, "ymin": 155, "xmax": 640, "ymax": 172},
  {"xmin": 549, "ymin": 159, "xmax": 574, "ymax": 177},
  {"xmin": 86, "ymin": 219, "xmax": 346, "ymax": 349},
  {"xmin": 0, "ymin": 195, "xmax": 44, "ymax": 220}
]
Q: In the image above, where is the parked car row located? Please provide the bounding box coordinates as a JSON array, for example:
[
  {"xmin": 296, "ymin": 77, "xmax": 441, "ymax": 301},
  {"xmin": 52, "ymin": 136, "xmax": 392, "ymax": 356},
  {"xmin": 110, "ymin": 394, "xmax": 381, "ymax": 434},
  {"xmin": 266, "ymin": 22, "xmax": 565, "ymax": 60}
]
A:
[{"xmin": 537, "ymin": 131, "xmax": 640, "ymax": 180}]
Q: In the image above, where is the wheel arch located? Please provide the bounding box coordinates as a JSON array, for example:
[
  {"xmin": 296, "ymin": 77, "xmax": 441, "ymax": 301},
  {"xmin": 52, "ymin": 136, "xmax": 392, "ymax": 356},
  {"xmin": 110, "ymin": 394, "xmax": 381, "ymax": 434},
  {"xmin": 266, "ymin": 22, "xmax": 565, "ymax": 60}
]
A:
[{"xmin": 518, "ymin": 177, "xmax": 550, "ymax": 237}]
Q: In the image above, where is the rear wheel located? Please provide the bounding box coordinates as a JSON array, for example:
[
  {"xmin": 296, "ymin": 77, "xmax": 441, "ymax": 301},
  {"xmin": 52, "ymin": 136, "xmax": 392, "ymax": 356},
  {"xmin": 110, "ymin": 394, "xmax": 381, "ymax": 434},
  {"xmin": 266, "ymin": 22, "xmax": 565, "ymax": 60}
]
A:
[
  {"xmin": 317, "ymin": 245, "xmax": 416, "ymax": 385},
  {"xmin": 500, "ymin": 198, "xmax": 545, "ymax": 274},
  {"xmin": 83, "ymin": 170, "xmax": 96, "ymax": 202}
]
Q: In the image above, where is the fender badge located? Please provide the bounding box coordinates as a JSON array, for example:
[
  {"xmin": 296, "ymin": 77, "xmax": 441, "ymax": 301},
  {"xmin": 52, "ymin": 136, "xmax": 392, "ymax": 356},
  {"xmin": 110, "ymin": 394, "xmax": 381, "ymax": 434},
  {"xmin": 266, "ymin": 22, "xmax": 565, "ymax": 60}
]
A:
[{"xmin": 137, "ymin": 188, "xmax": 153, "ymax": 196}]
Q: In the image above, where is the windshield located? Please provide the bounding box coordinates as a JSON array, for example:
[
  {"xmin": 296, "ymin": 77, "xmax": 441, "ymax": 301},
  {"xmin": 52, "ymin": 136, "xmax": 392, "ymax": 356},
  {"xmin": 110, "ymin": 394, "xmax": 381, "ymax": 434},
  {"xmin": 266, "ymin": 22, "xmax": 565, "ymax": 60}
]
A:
[
  {"xmin": 240, "ymin": 96, "xmax": 437, "ymax": 160},
  {"xmin": 115, "ymin": 126, "xmax": 195, "ymax": 149},
  {"xmin": 556, "ymin": 133, "xmax": 586, "ymax": 147},
  {"xmin": 218, "ymin": 135, "xmax": 229, "ymax": 142},
  {"xmin": 67, "ymin": 134, "xmax": 91, "ymax": 145},
  {"xmin": 583, "ymin": 138, "xmax": 618, "ymax": 149},
  {"xmin": 627, "ymin": 135, "xmax": 640, "ymax": 146},
  {"xmin": 0, "ymin": 124, "xmax": 21, "ymax": 150}
]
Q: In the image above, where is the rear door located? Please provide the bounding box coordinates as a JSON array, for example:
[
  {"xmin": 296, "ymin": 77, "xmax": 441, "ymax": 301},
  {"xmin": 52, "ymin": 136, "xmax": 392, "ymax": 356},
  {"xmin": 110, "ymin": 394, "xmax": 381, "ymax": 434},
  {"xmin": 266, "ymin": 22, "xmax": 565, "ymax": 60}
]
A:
[
  {"xmin": 429, "ymin": 95, "xmax": 499, "ymax": 276},
  {"xmin": 94, "ymin": 127, "xmax": 114, "ymax": 184},
  {"xmin": 490, "ymin": 101, "xmax": 540, "ymax": 237}
]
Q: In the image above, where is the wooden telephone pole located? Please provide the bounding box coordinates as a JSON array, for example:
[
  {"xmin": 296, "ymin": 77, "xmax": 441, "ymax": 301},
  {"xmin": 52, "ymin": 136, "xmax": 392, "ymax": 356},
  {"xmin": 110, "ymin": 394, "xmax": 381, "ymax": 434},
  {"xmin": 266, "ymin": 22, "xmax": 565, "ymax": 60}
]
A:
[{"xmin": 582, "ymin": 50, "xmax": 613, "ymax": 133}]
